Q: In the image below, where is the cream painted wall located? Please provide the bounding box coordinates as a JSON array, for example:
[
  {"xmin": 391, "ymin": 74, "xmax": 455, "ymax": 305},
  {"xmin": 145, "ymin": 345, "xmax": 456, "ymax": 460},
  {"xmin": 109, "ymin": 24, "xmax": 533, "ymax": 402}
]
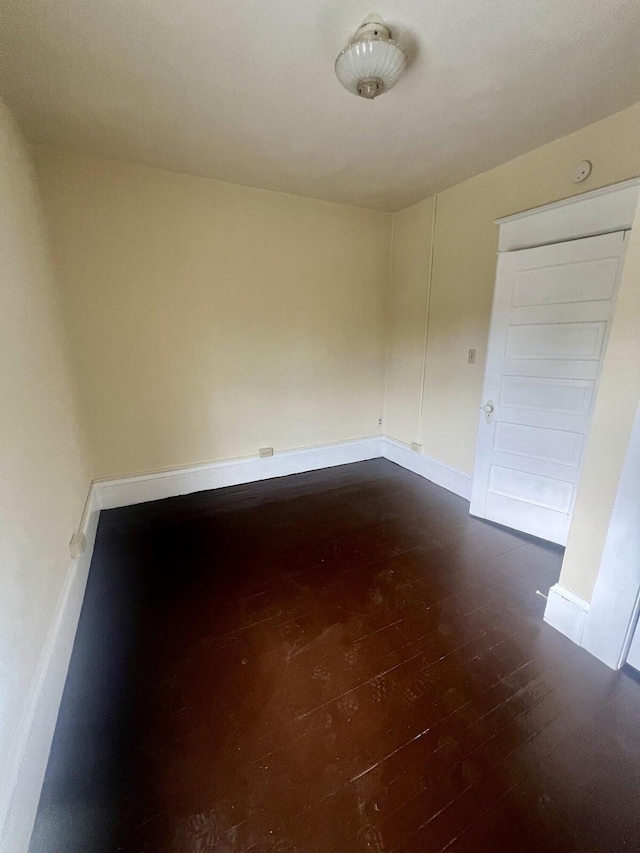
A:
[
  {"xmin": 383, "ymin": 197, "xmax": 435, "ymax": 445},
  {"xmin": 33, "ymin": 149, "xmax": 391, "ymax": 480},
  {"xmin": 560, "ymin": 200, "xmax": 640, "ymax": 601},
  {"xmin": 0, "ymin": 103, "xmax": 92, "ymax": 783},
  {"xmin": 386, "ymin": 103, "xmax": 640, "ymax": 473},
  {"xmin": 24, "ymin": 102, "xmax": 640, "ymax": 613}
]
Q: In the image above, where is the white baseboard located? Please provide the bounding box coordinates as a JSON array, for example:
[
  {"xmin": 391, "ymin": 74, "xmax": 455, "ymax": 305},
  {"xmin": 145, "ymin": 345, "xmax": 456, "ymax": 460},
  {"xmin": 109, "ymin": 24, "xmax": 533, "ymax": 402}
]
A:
[
  {"xmin": 96, "ymin": 436, "xmax": 473, "ymax": 511},
  {"xmin": 0, "ymin": 486, "xmax": 101, "ymax": 853},
  {"xmin": 96, "ymin": 437, "xmax": 384, "ymax": 510},
  {"xmin": 543, "ymin": 583, "xmax": 590, "ymax": 646},
  {"xmin": 381, "ymin": 437, "xmax": 472, "ymax": 500}
]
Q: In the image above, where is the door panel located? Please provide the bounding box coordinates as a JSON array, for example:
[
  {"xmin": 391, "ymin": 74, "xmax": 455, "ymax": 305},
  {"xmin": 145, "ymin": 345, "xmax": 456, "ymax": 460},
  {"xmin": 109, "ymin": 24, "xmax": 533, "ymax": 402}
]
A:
[
  {"xmin": 512, "ymin": 256, "xmax": 619, "ymax": 306},
  {"xmin": 489, "ymin": 452, "xmax": 579, "ymax": 484},
  {"xmin": 482, "ymin": 492, "xmax": 569, "ymax": 544},
  {"xmin": 505, "ymin": 321, "xmax": 606, "ymax": 360},
  {"xmin": 493, "ymin": 423, "xmax": 583, "ymax": 467},
  {"xmin": 470, "ymin": 231, "xmax": 628, "ymax": 545},
  {"xmin": 499, "ymin": 375, "xmax": 595, "ymax": 415},
  {"xmin": 488, "ymin": 466, "xmax": 574, "ymax": 511}
]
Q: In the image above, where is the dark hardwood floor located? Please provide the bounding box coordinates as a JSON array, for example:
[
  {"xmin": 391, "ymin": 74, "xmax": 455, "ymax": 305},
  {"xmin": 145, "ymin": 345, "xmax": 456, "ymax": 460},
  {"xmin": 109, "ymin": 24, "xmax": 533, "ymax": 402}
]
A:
[{"xmin": 30, "ymin": 459, "xmax": 640, "ymax": 853}]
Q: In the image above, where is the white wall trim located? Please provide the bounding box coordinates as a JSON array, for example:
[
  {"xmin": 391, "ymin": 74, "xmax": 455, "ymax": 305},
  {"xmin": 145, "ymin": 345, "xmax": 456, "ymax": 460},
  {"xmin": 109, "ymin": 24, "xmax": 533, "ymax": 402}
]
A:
[
  {"xmin": 95, "ymin": 437, "xmax": 384, "ymax": 510},
  {"xmin": 495, "ymin": 178, "xmax": 640, "ymax": 252},
  {"xmin": 580, "ymin": 400, "xmax": 640, "ymax": 670},
  {"xmin": 95, "ymin": 436, "xmax": 474, "ymax": 511},
  {"xmin": 543, "ymin": 583, "xmax": 591, "ymax": 646},
  {"xmin": 382, "ymin": 437, "xmax": 472, "ymax": 500},
  {"xmin": 0, "ymin": 485, "xmax": 101, "ymax": 853},
  {"xmin": 496, "ymin": 178, "xmax": 640, "ymax": 225}
]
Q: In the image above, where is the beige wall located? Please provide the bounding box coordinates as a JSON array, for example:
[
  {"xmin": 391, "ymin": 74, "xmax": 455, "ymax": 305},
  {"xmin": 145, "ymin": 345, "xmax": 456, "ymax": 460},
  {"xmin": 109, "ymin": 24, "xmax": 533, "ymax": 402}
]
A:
[
  {"xmin": 0, "ymin": 103, "xmax": 92, "ymax": 777},
  {"xmin": 386, "ymin": 104, "xmax": 640, "ymax": 475},
  {"xmin": 560, "ymin": 200, "xmax": 640, "ymax": 601},
  {"xmin": 33, "ymin": 149, "xmax": 391, "ymax": 480},
  {"xmin": 383, "ymin": 197, "xmax": 435, "ymax": 445},
  {"xmin": 24, "ymin": 103, "xmax": 640, "ymax": 610}
]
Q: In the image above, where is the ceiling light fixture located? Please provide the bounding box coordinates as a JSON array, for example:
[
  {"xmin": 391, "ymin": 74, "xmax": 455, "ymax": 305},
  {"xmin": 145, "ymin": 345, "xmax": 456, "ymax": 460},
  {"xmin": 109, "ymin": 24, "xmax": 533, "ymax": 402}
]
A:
[{"xmin": 335, "ymin": 13, "xmax": 407, "ymax": 100}]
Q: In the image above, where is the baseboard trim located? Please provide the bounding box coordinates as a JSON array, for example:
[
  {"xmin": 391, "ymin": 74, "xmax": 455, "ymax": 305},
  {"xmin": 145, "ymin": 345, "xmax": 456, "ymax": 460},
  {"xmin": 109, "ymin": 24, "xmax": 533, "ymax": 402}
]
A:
[
  {"xmin": 97, "ymin": 436, "xmax": 474, "ymax": 511},
  {"xmin": 544, "ymin": 583, "xmax": 590, "ymax": 646},
  {"xmin": 381, "ymin": 437, "xmax": 472, "ymax": 500},
  {"xmin": 96, "ymin": 437, "xmax": 384, "ymax": 510},
  {"xmin": 0, "ymin": 486, "xmax": 101, "ymax": 853}
]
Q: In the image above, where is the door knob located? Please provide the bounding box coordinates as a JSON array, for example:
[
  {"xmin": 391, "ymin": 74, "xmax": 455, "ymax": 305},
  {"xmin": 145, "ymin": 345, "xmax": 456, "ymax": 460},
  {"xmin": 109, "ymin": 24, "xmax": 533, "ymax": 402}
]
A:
[{"xmin": 483, "ymin": 400, "xmax": 495, "ymax": 424}]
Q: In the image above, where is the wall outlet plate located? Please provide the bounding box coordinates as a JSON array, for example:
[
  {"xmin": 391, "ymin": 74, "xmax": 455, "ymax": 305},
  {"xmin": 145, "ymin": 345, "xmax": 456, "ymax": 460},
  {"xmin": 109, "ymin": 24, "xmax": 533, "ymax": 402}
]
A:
[
  {"xmin": 468, "ymin": 348, "xmax": 476, "ymax": 364},
  {"xmin": 259, "ymin": 447, "xmax": 274, "ymax": 458}
]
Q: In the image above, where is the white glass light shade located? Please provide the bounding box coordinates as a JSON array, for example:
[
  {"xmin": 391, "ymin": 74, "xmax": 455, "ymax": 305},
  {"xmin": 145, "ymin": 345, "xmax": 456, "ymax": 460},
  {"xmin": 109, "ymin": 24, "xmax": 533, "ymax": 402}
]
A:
[{"xmin": 335, "ymin": 38, "xmax": 407, "ymax": 99}]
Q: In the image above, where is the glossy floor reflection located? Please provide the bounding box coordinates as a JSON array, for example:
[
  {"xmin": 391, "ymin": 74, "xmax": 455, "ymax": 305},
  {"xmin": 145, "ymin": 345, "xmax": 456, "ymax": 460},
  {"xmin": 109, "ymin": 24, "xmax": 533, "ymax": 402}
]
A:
[{"xmin": 30, "ymin": 459, "xmax": 640, "ymax": 852}]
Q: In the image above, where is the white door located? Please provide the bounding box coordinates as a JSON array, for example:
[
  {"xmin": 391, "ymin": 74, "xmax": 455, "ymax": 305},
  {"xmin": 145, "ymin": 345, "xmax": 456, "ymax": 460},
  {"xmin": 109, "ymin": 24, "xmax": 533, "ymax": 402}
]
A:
[{"xmin": 470, "ymin": 231, "xmax": 628, "ymax": 545}]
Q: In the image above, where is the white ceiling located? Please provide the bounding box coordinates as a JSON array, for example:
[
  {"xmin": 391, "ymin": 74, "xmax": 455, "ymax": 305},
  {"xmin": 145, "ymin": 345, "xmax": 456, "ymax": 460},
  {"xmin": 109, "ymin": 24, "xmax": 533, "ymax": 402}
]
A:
[{"xmin": 2, "ymin": 0, "xmax": 639, "ymax": 211}]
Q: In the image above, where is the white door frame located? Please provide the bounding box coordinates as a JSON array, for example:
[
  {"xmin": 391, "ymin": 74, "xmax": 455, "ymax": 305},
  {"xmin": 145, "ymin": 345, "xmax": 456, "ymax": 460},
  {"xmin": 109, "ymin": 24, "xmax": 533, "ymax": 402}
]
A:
[
  {"xmin": 491, "ymin": 177, "xmax": 640, "ymax": 669},
  {"xmin": 581, "ymin": 400, "xmax": 640, "ymax": 668},
  {"xmin": 495, "ymin": 178, "xmax": 640, "ymax": 252}
]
